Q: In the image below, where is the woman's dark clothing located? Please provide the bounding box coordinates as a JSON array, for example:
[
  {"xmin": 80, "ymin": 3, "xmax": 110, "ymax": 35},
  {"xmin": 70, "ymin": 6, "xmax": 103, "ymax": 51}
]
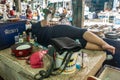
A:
[
  {"xmin": 31, "ymin": 21, "xmax": 87, "ymax": 48},
  {"xmin": 103, "ymin": 39, "xmax": 120, "ymax": 68},
  {"xmin": 31, "ymin": 21, "xmax": 120, "ymax": 68}
]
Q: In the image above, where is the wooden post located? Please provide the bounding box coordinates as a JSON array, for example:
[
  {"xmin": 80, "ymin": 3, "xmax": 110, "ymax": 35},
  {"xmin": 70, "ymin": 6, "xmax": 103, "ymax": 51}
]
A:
[
  {"xmin": 72, "ymin": 0, "xmax": 84, "ymax": 28},
  {"xmin": 14, "ymin": 0, "xmax": 21, "ymax": 12}
]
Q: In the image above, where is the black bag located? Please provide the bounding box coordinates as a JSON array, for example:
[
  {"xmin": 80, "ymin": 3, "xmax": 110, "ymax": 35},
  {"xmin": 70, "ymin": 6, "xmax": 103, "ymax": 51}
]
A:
[
  {"xmin": 34, "ymin": 37, "xmax": 82, "ymax": 80},
  {"xmin": 51, "ymin": 37, "xmax": 82, "ymax": 54}
]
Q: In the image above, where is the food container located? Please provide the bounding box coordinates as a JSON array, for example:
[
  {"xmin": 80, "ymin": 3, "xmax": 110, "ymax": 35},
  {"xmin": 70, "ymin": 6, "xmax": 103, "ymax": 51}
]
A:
[
  {"xmin": 11, "ymin": 42, "xmax": 33, "ymax": 57},
  {"xmin": 105, "ymin": 32, "xmax": 119, "ymax": 39},
  {"xmin": 96, "ymin": 65, "xmax": 120, "ymax": 80}
]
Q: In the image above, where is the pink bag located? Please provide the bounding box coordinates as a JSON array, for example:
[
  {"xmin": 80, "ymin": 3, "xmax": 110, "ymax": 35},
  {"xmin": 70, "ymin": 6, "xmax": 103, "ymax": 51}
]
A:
[{"xmin": 29, "ymin": 50, "xmax": 47, "ymax": 68}]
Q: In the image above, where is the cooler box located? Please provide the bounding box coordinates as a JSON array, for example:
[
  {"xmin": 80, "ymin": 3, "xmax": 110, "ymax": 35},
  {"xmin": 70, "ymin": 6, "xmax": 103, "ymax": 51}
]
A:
[{"xmin": 0, "ymin": 21, "xmax": 26, "ymax": 50}]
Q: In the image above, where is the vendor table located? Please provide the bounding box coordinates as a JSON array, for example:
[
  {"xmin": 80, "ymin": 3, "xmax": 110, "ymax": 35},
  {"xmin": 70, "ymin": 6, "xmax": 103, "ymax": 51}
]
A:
[
  {"xmin": 98, "ymin": 11, "xmax": 120, "ymax": 24},
  {"xmin": 0, "ymin": 48, "xmax": 106, "ymax": 80}
]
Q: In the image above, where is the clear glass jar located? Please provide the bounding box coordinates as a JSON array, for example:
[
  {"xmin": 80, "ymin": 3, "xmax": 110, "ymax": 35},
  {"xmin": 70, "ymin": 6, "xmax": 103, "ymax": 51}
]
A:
[{"xmin": 83, "ymin": 53, "xmax": 89, "ymax": 68}]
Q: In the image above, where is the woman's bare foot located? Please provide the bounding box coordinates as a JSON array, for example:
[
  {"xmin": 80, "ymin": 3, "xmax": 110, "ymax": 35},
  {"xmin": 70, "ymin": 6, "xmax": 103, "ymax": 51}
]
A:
[{"xmin": 102, "ymin": 44, "xmax": 115, "ymax": 54}]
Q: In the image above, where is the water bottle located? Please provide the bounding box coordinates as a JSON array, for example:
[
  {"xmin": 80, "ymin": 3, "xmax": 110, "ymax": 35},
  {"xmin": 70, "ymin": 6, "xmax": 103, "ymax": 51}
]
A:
[
  {"xmin": 22, "ymin": 31, "xmax": 27, "ymax": 42},
  {"xmin": 76, "ymin": 53, "xmax": 82, "ymax": 70},
  {"xmin": 19, "ymin": 35, "xmax": 23, "ymax": 43},
  {"xmin": 33, "ymin": 35, "xmax": 38, "ymax": 46},
  {"xmin": 29, "ymin": 32, "xmax": 34, "ymax": 44},
  {"xmin": 14, "ymin": 35, "xmax": 19, "ymax": 44}
]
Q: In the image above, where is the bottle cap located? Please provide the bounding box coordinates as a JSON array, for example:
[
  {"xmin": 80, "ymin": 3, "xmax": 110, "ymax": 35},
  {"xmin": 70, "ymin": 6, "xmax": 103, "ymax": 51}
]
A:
[{"xmin": 76, "ymin": 64, "xmax": 81, "ymax": 70}]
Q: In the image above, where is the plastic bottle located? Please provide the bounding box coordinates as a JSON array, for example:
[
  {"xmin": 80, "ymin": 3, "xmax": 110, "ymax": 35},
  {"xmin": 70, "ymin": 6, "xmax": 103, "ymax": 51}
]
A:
[
  {"xmin": 76, "ymin": 53, "xmax": 82, "ymax": 70},
  {"xmin": 27, "ymin": 32, "xmax": 32, "ymax": 42},
  {"xmin": 14, "ymin": 35, "xmax": 19, "ymax": 44},
  {"xmin": 29, "ymin": 32, "xmax": 32, "ymax": 39},
  {"xmin": 19, "ymin": 35, "xmax": 23, "ymax": 43},
  {"xmin": 33, "ymin": 35, "xmax": 39, "ymax": 47},
  {"xmin": 22, "ymin": 31, "xmax": 27, "ymax": 42},
  {"xmin": 33, "ymin": 35, "xmax": 37, "ymax": 42},
  {"xmin": 29, "ymin": 32, "xmax": 34, "ymax": 44},
  {"xmin": 14, "ymin": 33, "xmax": 20, "ymax": 44}
]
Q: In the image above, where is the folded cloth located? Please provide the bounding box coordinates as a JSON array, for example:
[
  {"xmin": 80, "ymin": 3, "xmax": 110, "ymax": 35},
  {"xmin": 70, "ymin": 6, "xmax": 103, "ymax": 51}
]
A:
[{"xmin": 30, "ymin": 50, "xmax": 47, "ymax": 68}]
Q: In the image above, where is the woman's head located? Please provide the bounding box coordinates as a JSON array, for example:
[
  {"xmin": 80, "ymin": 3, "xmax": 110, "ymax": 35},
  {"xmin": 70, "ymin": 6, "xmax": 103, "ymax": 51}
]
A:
[
  {"xmin": 27, "ymin": 5, "xmax": 30, "ymax": 8},
  {"xmin": 41, "ymin": 20, "xmax": 48, "ymax": 27}
]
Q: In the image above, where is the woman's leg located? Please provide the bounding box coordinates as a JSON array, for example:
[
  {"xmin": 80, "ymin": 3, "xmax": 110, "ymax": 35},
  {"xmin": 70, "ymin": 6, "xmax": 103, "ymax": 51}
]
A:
[
  {"xmin": 83, "ymin": 31, "xmax": 115, "ymax": 54},
  {"xmin": 85, "ymin": 42, "xmax": 103, "ymax": 50}
]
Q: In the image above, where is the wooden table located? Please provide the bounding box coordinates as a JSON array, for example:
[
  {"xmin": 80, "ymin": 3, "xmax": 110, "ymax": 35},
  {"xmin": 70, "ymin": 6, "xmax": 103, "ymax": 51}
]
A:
[{"xmin": 0, "ymin": 48, "xmax": 106, "ymax": 80}]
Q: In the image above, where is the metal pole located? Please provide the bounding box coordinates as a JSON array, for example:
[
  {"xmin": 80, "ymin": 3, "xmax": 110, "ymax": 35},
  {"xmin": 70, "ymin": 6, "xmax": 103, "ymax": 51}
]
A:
[{"xmin": 14, "ymin": 0, "xmax": 21, "ymax": 12}]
